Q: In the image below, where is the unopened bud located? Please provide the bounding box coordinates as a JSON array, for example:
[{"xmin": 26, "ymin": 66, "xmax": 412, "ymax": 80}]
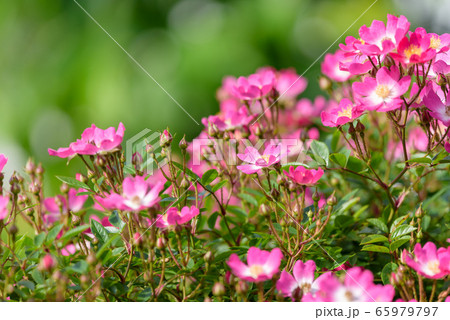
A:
[
  {"xmin": 383, "ymin": 55, "xmax": 395, "ymax": 68},
  {"xmin": 319, "ymin": 76, "xmax": 332, "ymax": 91},
  {"xmin": 25, "ymin": 158, "xmax": 36, "ymax": 174},
  {"xmin": 415, "ymin": 205, "xmax": 424, "ymax": 218},
  {"xmin": 60, "ymin": 183, "xmax": 69, "ymax": 194},
  {"xmin": 212, "ymin": 282, "xmax": 225, "ymax": 297},
  {"xmin": 39, "ymin": 254, "xmax": 56, "ymax": 272},
  {"xmin": 204, "ymin": 251, "xmax": 213, "ymax": 262},
  {"xmin": 9, "ymin": 224, "xmax": 18, "ymax": 235},
  {"xmin": 156, "ymin": 237, "xmax": 167, "ymax": 250},
  {"xmin": 312, "ymin": 190, "xmax": 320, "ymax": 203},
  {"xmin": 160, "ymin": 129, "xmax": 173, "ymax": 147},
  {"xmin": 327, "ymin": 193, "xmax": 337, "ymax": 206},
  {"xmin": 355, "ymin": 120, "xmax": 365, "ymax": 132},
  {"xmin": 180, "ymin": 177, "xmax": 190, "ymax": 189},
  {"xmin": 133, "ymin": 232, "xmax": 143, "ymax": 247},
  {"xmin": 260, "ymin": 204, "xmax": 270, "ymax": 217},
  {"xmin": 179, "ymin": 135, "xmax": 188, "ymax": 150},
  {"xmin": 235, "ymin": 281, "xmax": 248, "ymax": 295}
]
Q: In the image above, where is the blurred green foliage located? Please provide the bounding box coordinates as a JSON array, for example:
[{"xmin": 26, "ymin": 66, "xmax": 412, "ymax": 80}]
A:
[{"xmin": 0, "ymin": 0, "xmax": 405, "ymax": 192}]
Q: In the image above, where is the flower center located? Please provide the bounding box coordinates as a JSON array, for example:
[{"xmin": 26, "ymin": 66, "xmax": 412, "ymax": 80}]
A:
[
  {"xmin": 249, "ymin": 264, "xmax": 264, "ymax": 278},
  {"xmin": 375, "ymin": 85, "xmax": 391, "ymax": 99},
  {"xmin": 337, "ymin": 105, "xmax": 353, "ymax": 118},
  {"xmin": 261, "ymin": 154, "xmax": 271, "ymax": 163},
  {"xmin": 426, "ymin": 260, "xmax": 441, "ymax": 275},
  {"xmin": 404, "ymin": 45, "xmax": 422, "ymax": 59},
  {"xmin": 430, "ymin": 36, "xmax": 441, "ymax": 50},
  {"xmin": 344, "ymin": 290, "xmax": 354, "ymax": 301},
  {"xmin": 301, "ymin": 282, "xmax": 312, "ymax": 293}
]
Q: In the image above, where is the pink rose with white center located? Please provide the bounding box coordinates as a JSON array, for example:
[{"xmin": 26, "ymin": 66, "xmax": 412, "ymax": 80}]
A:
[
  {"xmin": 237, "ymin": 144, "xmax": 282, "ymax": 174},
  {"xmin": 283, "ymin": 165, "xmax": 324, "ymax": 187},
  {"xmin": 276, "ymin": 260, "xmax": 318, "ymax": 299},
  {"xmin": 48, "ymin": 122, "xmax": 125, "ymax": 158},
  {"xmin": 339, "ymin": 36, "xmax": 372, "ymax": 75},
  {"xmin": 96, "ymin": 175, "xmax": 163, "ymax": 212},
  {"xmin": 356, "ymin": 14, "xmax": 410, "ymax": 56},
  {"xmin": 353, "ymin": 66, "xmax": 411, "ymax": 112},
  {"xmin": 43, "ymin": 188, "xmax": 88, "ymax": 225},
  {"xmin": 303, "ymin": 267, "xmax": 395, "ymax": 302},
  {"xmin": 227, "ymin": 247, "xmax": 283, "ymax": 282},
  {"xmin": 321, "ymin": 98, "xmax": 364, "ymax": 127},
  {"xmin": 402, "ymin": 242, "xmax": 449, "ymax": 279}
]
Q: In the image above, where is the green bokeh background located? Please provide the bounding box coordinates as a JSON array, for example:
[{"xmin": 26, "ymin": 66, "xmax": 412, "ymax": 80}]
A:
[{"xmin": 0, "ymin": 0, "xmax": 445, "ymax": 193}]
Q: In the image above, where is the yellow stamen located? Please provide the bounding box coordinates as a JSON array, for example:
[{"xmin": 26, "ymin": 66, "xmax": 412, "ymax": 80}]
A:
[
  {"xmin": 375, "ymin": 85, "xmax": 391, "ymax": 99},
  {"xmin": 249, "ymin": 265, "xmax": 264, "ymax": 278},
  {"xmin": 337, "ymin": 105, "xmax": 353, "ymax": 118},
  {"xmin": 404, "ymin": 45, "xmax": 422, "ymax": 59},
  {"xmin": 430, "ymin": 36, "xmax": 441, "ymax": 50},
  {"xmin": 426, "ymin": 260, "xmax": 440, "ymax": 275}
]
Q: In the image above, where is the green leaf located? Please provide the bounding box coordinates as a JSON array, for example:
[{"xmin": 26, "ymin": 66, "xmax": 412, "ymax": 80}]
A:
[
  {"xmin": 361, "ymin": 244, "xmax": 390, "ymax": 254},
  {"xmin": 59, "ymin": 225, "xmax": 90, "ymax": 244},
  {"xmin": 227, "ymin": 205, "xmax": 248, "ymax": 222},
  {"xmin": 172, "ymin": 161, "xmax": 200, "ymax": 181},
  {"xmin": 239, "ymin": 193, "xmax": 258, "ymax": 207},
  {"xmin": 31, "ymin": 269, "xmax": 44, "ymax": 285},
  {"xmin": 137, "ymin": 287, "xmax": 152, "ymax": 302},
  {"xmin": 212, "ymin": 180, "xmax": 228, "ymax": 192},
  {"xmin": 17, "ymin": 280, "xmax": 35, "ymax": 291},
  {"xmin": 361, "ymin": 234, "xmax": 389, "ymax": 245},
  {"xmin": 391, "ymin": 225, "xmax": 416, "ymax": 240},
  {"xmin": 329, "ymin": 153, "xmax": 347, "ymax": 168},
  {"xmin": 406, "ymin": 157, "xmax": 432, "ymax": 164},
  {"xmin": 123, "ymin": 165, "xmax": 136, "ymax": 175},
  {"xmin": 34, "ymin": 233, "xmax": 46, "ymax": 247},
  {"xmin": 390, "ymin": 214, "xmax": 410, "ymax": 233},
  {"xmin": 46, "ymin": 224, "xmax": 64, "ymax": 245},
  {"xmin": 207, "ymin": 212, "xmax": 219, "ymax": 229},
  {"xmin": 109, "ymin": 211, "xmax": 126, "ymax": 231},
  {"xmin": 69, "ymin": 261, "xmax": 88, "ymax": 274},
  {"xmin": 367, "ymin": 218, "xmax": 388, "ymax": 233},
  {"xmin": 310, "ymin": 140, "xmax": 329, "ymax": 166},
  {"xmin": 90, "ymin": 219, "xmax": 109, "ymax": 245},
  {"xmin": 381, "ymin": 262, "xmax": 398, "ymax": 285},
  {"xmin": 390, "ymin": 236, "xmax": 410, "ymax": 251},
  {"xmin": 96, "ymin": 234, "xmax": 120, "ymax": 259},
  {"xmin": 56, "ymin": 176, "xmax": 90, "ymax": 190},
  {"xmin": 346, "ymin": 156, "xmax": 365, "ymax": 173},
  {"xmin": 201, "ymin": 169, "xmax": 218, "ymax": 186}
]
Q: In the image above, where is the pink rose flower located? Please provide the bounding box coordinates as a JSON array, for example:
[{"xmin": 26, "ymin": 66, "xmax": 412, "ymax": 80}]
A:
[
  {"xmin": 321, "ymin": 98, "xmax": 364, "ymax": 127},
  {"xmin": 48, "ymin": 122, "xmax": 125, "ymax": 158},
  {"xmin": 276, "ymin": 260, "xmax": 318, "ymax": 299},
  {"xmin": 202, "ymin": 106, "xmax": 255, "ymax": 132},
  {"xmin": 391, "ymin": 31, "xmax": 437, "ymax": 65},
  {"xmin": 155, "ymin": 206, "xmax": 200, "ymax": 228},
  {"xmin": 227, "ymin": 247, "xmax": 283, "ymax": 282},
  {"xmin": 43, "ymin": 188, "xmax": 88, "ymax": 225},
  {"xmin": 321, "ymin": 50, "xmax": 352, "ymax": 82},
  {"xmin": 274, "ymin": 68, "xmax": 307, "ymax": 99},
  {"xmin": 356, "ymin": 14, "xmax": 410, "ymax": 56},
  {"xmin": 284, "ymin": 166, "xmax": 324, "ymax": 186},
  {"xmin": 0, "ymin": 195, "xmax": 9, "ymax": 220},
  {"xmin": 423, "ymin": 87, "xmax": 450, "ymax": 126},
  {"xmin": 96, "ymin": 175, "xmax": 163, "ymax": 212},
  {"xmin": 237, "ymin": 144, "xmax": 282, "ymax": 174},
  {"xmin": 402, "ymin": 242, "xmax": 450, "ymax": 279},
  {"xmin": 353, "ymin": 66, "xmax": 411, "ymax": 112},
  {"xmin": 303, "ymin": 267, "xmax": 395, "ymax": 302},
  {"xmin": 0, "ymin": 154, "xmax": 7, "ymax": 172},
  {"xmin": 232, "ymin": 69, "xmax": 276, "ymax": 100}
]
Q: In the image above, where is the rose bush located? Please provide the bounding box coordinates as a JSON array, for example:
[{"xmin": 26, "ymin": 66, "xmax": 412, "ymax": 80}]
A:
[{"xmin": 0, "ymin": 14, "xmax": 449, "ymax": 302}]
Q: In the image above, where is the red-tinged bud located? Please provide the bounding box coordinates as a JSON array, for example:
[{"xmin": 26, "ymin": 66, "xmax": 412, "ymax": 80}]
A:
[
  {"xmin": 156, "ymin": 237, "xmax": 166, "ymax": 250},
  {"xmin": 179, "ymin": 135, "xmax": 188, "ymax": 150},
  {"xmin": 133, "ymin": 232, "xmax": 143, "ymax": 247},
  {"xmin": 235, "ymin": 281, "xmax": 248, "ymax": 295},
  {"xmin": 241, "ymin": 125, "xmax": 250, "ymax": 138},
  {"xmin": 383, "ymin": 55, "xmax": 395, "ymax": 68},
  {"xmin": 204, "ymin": 297, "xmax": 212, "ymax": 302},
  {"xmin": 39, "ymin": 254, "xmax": 56, "ymax": 272},
  {"xmin": 132, "ymin": 152, "xmax": 143, "ymax": 168},
  {"xmin": 25, "ymin": 158, "xmax": 35, "ymax": 175},
  {"xmin": 355, "ymin": 120, "xmax": 365, "ymax": 132},
  {"xmin": 415, "ymin": 205, "xmax": 424, "ymax": 218},
  {"xmin": 260, "ymin": 204, "xmax": 270, "ymax": 217},
  {"xmin": 60, "ymin": 183, "xmax": 69, "ymax": 194},
  {"xmin": 212, "ymin": 282, "xmax": 225, "ymax": 297},
  {"xmin": 327, "ymin": 193, "xmax": 337, "ymax": 206},
  {"xmin": 9, "ymin": 224, "xmax": 18, "ymax": 235},
  {"xmin": 160, "ymin": 129, "xmax": 173, "ymax": 147},
  {"xmin": 436, "ymin": 73, "xmax": 447, "ymax": 86},
  {"xmin": 204, "ymin": 251, "xmax": 213, "ymax": 263},
  {"xmin": 36, "ymin": 163, "xmax": 44, "ymax": 176},
  {"xmin": 208, "ymin": 122, "xmax": 218, "ymax": 138}
]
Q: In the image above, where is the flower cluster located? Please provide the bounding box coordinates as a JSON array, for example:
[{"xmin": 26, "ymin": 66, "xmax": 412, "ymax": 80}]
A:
[{"xmin": 0, "ymin": 14, "xmax": 448, "ymax": 303}]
